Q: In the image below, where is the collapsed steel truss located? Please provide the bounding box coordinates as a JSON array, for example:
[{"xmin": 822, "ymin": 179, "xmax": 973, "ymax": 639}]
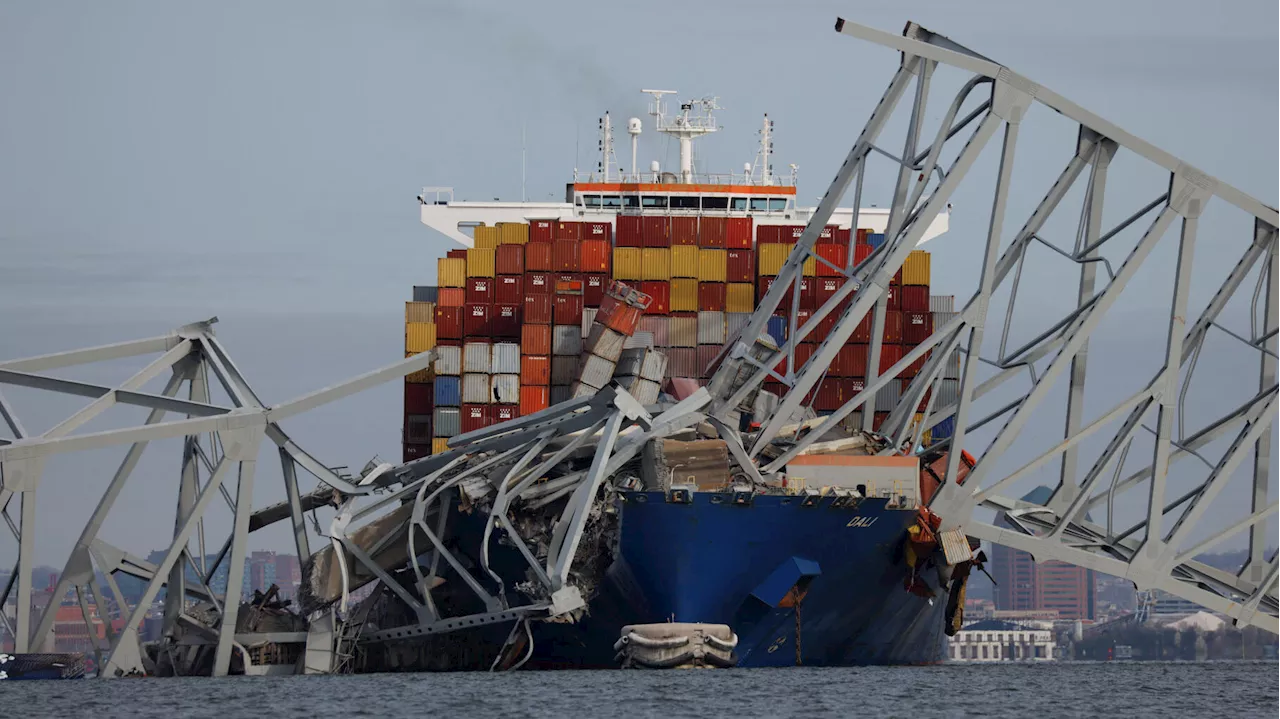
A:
[{"xmin": 708, "ymin": 20, "xmax": 1278, "ymax": 631}]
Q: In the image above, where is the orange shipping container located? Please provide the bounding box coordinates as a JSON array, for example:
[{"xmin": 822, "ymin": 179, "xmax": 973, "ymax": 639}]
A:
[
  {"xmin": 438, "ymin": 287, "xmax": 465, "ymax": 307},
  {"xmin": 520, "ymin": 355, "xmax": 551, "ymax": 385},
  {"xmin": 581, "ymin": 239, "xmax": 611, "ymax": 273},
  {"xmin": 520, "ymin": 385, "xmax": 550, "ymax": 415},
  {"xmin": 521, "ymin": 323, "xmax": 551, "ymax": 355}
]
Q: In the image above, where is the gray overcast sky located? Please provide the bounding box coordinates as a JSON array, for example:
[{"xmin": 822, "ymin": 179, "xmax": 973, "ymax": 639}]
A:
[{"xmin": 1, "ymin": 1, "xmax": 1276, "ymax": 565}]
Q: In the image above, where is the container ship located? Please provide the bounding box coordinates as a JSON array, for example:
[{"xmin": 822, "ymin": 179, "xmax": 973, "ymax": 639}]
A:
[{"xmin": 391, "ymin": 92, "xmax": 973, "ymax": 668}]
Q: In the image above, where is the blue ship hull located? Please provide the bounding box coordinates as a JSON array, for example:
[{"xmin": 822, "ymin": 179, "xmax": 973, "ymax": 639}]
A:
[{"xmin": 504, "ymin": 491, "xmax": 947, "ymax": 668}]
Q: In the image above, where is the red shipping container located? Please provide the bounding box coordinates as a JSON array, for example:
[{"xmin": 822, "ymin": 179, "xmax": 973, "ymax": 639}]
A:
[
  {"xmin": 466, "ymin": 277, "xmax": 494, "ymax": 305},
  {"xmin": 493, "ymin": 405, "xmax": 520, "ymax": 423},
  {"xmin": 523, "ymin": 293, "xmax": 553, "ymax": 324},
  {"xmin": 811, "ymin": 312, "xmax": 837, "ymax": 344},
  {"xmin": 584, "ymin": 274, "xmax": 608, "ymax": 306},
  {"xmin": 404, "ymin": 382, "xmax": 434, "ymax": 414},
  {"xmin": 642, "ymin": 216, "xmax": 670, "ymax": 247},
  {"xmin": 813, "ymin": 377, "xmax": 845, "ymax": 412},
  {"xmin": 853, "ymin": 312, "xmax": 873, "ymax": 342},
  {"xmin": 834, "ymin": 227, "xmax": 852, "ymax": 246},
  {"xmin": 757, "ymin": 225, "xmax": 782, "ymax": 244},
  {"xmin": 815, "ymin": 243, "xmax": 848, "ymax": 276},
  {"xmin": 696, "ymin": 345, "xmax": 720, "ymax": 378},
  {"xmin": 818, "ymin": 225, "xmax": 835, "ymax": 243},
  {"xmin": 554, "ymin": 273, "xmax": 585, "ymax": 293},
  {"xmin": 554, "ymin": 221, "xmax": 581, "ymax": 240},
  {"xmin": 873, "ymin": 412, "xmax": 889, "ymax": 431},
  {"xmin": 525, "ymin": 242, "xmax": 553, "ymax": 271},
  {"xmin": 447, "ymin": 249, "xmax": 468, "ymax": 259},
  {"xmin": 885, "ymin": 285, "xmax": 902, "ymax": 311},
  {"xmin": 436, "ymin": 306, "xmax": 463, "ymax": 339},
  {"xmin": 670, "ymin": 216, "xmax": 699, "ymax": 246},
  {"xmin": 438, "ymin": 287, "xmax": 465, "ymax": 308},
  {"xmin": 782, "ymin": 225, "xmax": 805, "ymax": 243},
  {"xmin": 700, "ymin": 216, "xmax": 726, "ymax": 248},
  {"xmin": 554, "ymin": 294, "xmax": 584, "ymax": 326},
  {"xmin": 901, "ymin": 285, "xmax": 930, "ymax": 313},
  {"xmin": 463, "ymin": 303, "xmax": 492, "ymax": 337},
  {"xmin": 797, "ymin": 278, "xmax": 817, "ymax": 311},
  {"xmin": 879, "ymin": 343, "xmax": 904, "ymax": 374},
  {"xmin": 815, "ymin": 277, "xmax": 846, "ymax": 308},
  {"xmin": 852, "ymin": 243, "xmax": 874, "ymax": 268},
  {"xmin": 726, "ymin": 217, "xmax": 753, "ymax": 249},
  {"xmin": 583, "ymin": 221, "xmax": 612, "ymax": 243},
  {"xmin": 601, "ymin": 302, "xmax": 643, "ymax": 336},
  {"xmin": 553, "ymin": 239, "xmax": 581, "ymax": 272},
  {"xmin": 758, "ymin": 276, "xmax": 792, "ymax": 312},
  {"xmin": 857, "ymin": 228, "xmax": 870, "ymax": 244},
  {"xmin": 831, "ymin": 344, "xmax": 861, "ymax": 377},
  {"xmin": 496, "ymin": 244, "xmax": 524, "ymax": 275},
  {"xmin": 774, "ymin": 343, "xmax": 816, "ymax": 376},
  {"xmin": 666, "ymin": 347, "xmax": 698, "ymax": 378},
  {"xmin": 520, "ymin": 385, "xmax": 550, "ymax": 415},
  {"xmin": 698, "ymin": 282, "xmax": 727, "ymax": 312},
  {"xmin": 495, "ymin": 274, "xmax": 524, "ymax": 304},
  {"xmin": 581, "ymin": 239, "xmax": 611, "ymax": 273},
  {"xmin": 525, "ymin": 271, "xmax": 552, "ymax": 295},
  {"xmin": 492, "ymin": 303, "xmax": 521, "ymax": 338},
  {"xmin": 640, "ymin": 281, "xmax": 670, "ymax": 315},
  {"xmin": 461, "ymin": 403, "xmax": 492, "ymax": 433},
  {"xmin": 521, "ymin": 355, "xmax": 551, "ymax": 385},
  {"xmin": 529, "ymin": 220, "xmax": 554, "ymax": 243},
  {"xmin": 616, "ymin": 216, "xmax": 643, "ymax": 247},
  {"xmin": 521, "ymin": 323, "xmax": 551, "ymax": 355},
  {"xmin": 403, "ymin": 443, "xmax": 431, "ymax": 463},
  {"xmin": 795, "ymin": 310, "xmax": 815, "ymax": 342},
  {"xmin": 883, "ymin": 310, "xmax": 904, "ymax": 343},
  {"xmin": 903, "ymin": 311, "xmax": 933, "ymax": 345},
  {"xmin": 726, "ymin": 249, "xmax": 755, "ymax": 282},
  {"xmin": 901, "ymin": 349, "xmax": 928, "ymax": 379}
]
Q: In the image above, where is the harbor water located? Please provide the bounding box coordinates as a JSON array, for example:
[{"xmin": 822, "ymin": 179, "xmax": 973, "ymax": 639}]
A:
[{"xmin": 5, "ymin": 662, "xmax": 1276, "ymax": 718}]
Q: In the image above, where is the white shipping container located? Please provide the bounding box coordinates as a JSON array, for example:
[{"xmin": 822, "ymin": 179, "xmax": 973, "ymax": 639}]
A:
[
  {"xmin": 491, "ymin": 342, "xmax": 520, "ymax": 374},
  {"xmin": 936, "ymin": 378, "xmax": 961, "ymax": 408},
  {"xmin": 697, "ymin": 311, "xmax": 726, "ymax": 345},
  {"xmin": 491, "ymin": 374, "xmax": 520, "ymax": 404},
  {"xmin": 585, "ymin": 324, "xmax": 627, "ymax": 363},
  {"xmin": 631, "ymin": 377, "xmax": 661, "ymax": 405},
  {"xmin": 579, "ymin": 354, "xmax": 616, "ymax": 389},
  {"xmin": 668, "ymin": 316, "xmax": 697, "ymax": 348},
  {"xmin": 462, "ymin": 373, "xmax": 492, "ymax": 404},
  {"xmin": 434, "ymin": 345, "xmax": 462, "ymax": 376},
  {"xmin": 463, "ymin": 341, "xmax": 492, "ymax": 374},
  {"xmin": 640, "ymin": 316, "xmax": 669, "ymax": 347},
  {"xmin": 581, "ymin": 307, "xmax": 599, "ymax": 338},
  {"xmin": 930, "ymin": 295, "xmax": 955, "ymax": 313},
  {"xmin": 944, "ymin": 348, "xmax": 962, "ymax": 380},
  {"xmin": 641, "ymin": 350, "xmax": 668, "ymax": 382},
  {"xmin": 933, "ymin": 311, "xmax": 958, "ymax": 331},
  {"xmin": 725, "ymin": 312, "xmax": 751, "ymax": 341},
  {"xmin": 551, "ymin": 356, "xmax": 579, "ymax": 385},
  {"xmin": 570, "ymin": 382, "xmax": 597, "ymax": 400},
  {"xmin": 624, "ymin": 331, "xmax": 655, "ymax": 350},
  {"xmin": 552, "ymin": 325, "xmax": 582, "ymax": 356},
  {"xmin": 874, "ymin": 379, "xmax": 903, "ymax": 412},
  {"xmin": 432, "ymin": 407, "xmax": 460, "ymax": 438}
]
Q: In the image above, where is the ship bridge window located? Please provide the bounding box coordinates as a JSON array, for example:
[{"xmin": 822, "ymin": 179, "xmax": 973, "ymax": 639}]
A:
[
  {"xmin": 730, "ymin": 197, "xmax": 748, "ymax": 211},
  {"xmin": 641, "ymin": 196, "xmax": 669, "ymax": 209},
  {"xmin": 769, "ymin": 198, "xmax": 788, "ymax": 211},
  {"xmin": 622, "ymin": 196, "xmax": 640, "ymax": 208},
  {"xmin": 584, "ymin": 195, "xmax": 603, "ymax": 208},
  {"xmin": 750, "ymin": 197, "xmax": 770, "ymax": 212},
  {"xmin": 702, "ymin": 196, "xmax": 728, "ymax": 210},
  {"xmin": 670, "ymin": 196, "xmax": 700, "ymax": 210},
  {"xmin": 601, "ymin": 195, "xmax": 622, "ymax": 208}
]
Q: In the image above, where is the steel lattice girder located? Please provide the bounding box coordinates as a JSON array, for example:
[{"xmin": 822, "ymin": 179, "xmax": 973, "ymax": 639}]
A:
[
  {"xmin": 0, "ymin": 319, "xmax": 436, "ymax": 675},
  {"xmin": 705, "ymin": 19, "xmax": 1277, "ymax": 632}
]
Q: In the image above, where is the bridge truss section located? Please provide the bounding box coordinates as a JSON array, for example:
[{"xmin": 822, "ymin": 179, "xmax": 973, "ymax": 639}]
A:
[{"xmin": 706, "ymin": 20, "xmax": 1277, "ymax": 632}]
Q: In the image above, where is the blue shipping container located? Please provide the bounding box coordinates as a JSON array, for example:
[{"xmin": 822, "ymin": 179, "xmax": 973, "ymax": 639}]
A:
[
  {"xmin": 434, "ymin": 376, "xmax": 461, "ymax": 407},
  {"xmin": 766, "ymin": 316, "xmax": 788, "ymax": 345},
  {"xmin": 932, "ymin": 415, "xmax": 955, "ymax": 440},
  {"xmin": 867, "ymin": 233, "xmax": 886, "ymax": 249}
]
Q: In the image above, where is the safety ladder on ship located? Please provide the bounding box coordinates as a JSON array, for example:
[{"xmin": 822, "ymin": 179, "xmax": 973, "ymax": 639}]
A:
[{"xmin": 332, "ymin": 590, "xmax": 380, "ymax": 675}]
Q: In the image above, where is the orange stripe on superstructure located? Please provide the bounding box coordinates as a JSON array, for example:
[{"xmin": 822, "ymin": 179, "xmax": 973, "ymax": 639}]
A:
[
  {"xmin": 574, "ymin": 183, "xmax": 797, "ymax": 195},
  {"xmin": 787, "ymin": 455, "xmax": 918, "ymax": 467}
]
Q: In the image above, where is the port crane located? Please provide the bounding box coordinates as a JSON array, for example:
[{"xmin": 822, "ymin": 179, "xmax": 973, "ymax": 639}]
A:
[{"xmin": 0, "ymin": 18, "xmax": 1274, "ymax": 677}]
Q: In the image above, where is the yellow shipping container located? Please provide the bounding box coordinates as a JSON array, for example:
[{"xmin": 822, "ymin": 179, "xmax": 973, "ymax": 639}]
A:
[
  {"xmin": 498, "ymin": 222, "xmax": 529, "ymax": 245},
  {"xmin": 903, "ymin": 250, "xmax": 931, "ymax": 286},
  {"xmin": 670, "ymin": 278, "xmax": 699, "ymax": 312},
  {"xmin": 912, "ymin": 412, "xmax": 931, "ymax": 445},
  {"xmin": 698, "ymin": 249, "xmax": 728, "ymax": 283},
  {"xmin": 438, "ymin": 257, "xmax": 466, "ymax": 288},
  {"xmin": 670, "ymin": 246, "xmax": 700, "ymax": 278},
  {"xmin": 641, "ymin": 248, "xmax": 671, "ymax": 281},
  {"xmin": 432, "ymin": 438, "xmax": 451, "ymax": 455},
  {"xmin": 406, "ymin": 322, "xmax": 437, "ymax": 353},
  {"xmin": 405, "ymin": 301, "xmax": 435, "ymax": 323},
  {"xmin": 473, "ymin": 226, "xmax": 500, "ymax": 249},
  {"xmin": 466, "ymin": 248, "xmax": 496, "ymax": 278},
  {"xmin": 613, "ymin": 247, "xmax": 643, "ymax": 280},
  {"xmin": 757, "ymin": 243, "xmax": 792, "ymax": 276},
  {"xmin": 803, "ymin": 253, "xmax": 817, "ymax": 277},
  {"xmin": 405, "ymin": 351, "xmax": 434, "ymax": 383},
  {"xmin": 726, "ymin": 283, "xmax": 755, "ymax": 313}
]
